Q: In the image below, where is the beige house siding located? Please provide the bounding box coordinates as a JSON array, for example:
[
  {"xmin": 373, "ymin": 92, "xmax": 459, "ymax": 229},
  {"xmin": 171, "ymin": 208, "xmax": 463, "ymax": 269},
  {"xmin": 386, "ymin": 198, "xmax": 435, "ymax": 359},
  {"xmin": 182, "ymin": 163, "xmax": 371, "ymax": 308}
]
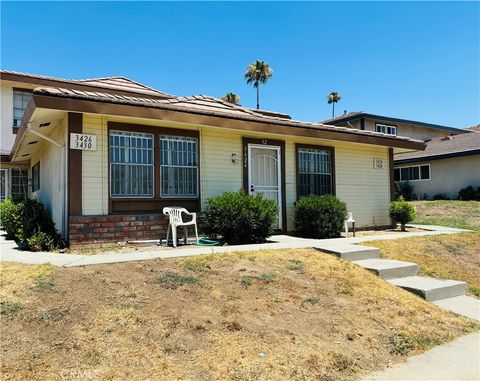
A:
[
  {"xmin": 76, "ymin": 115, "xmax": 391, "ymax": 229},
  {"xmin": 332, "ymin": 119, "xmax": 453, "ymax": 141},
  {"xmin": 0, "ymin": 85, "xmax": 15, "ymax": 155},
  {"xmin": 82, "ymin": 114, "xmax": 109, "ymax": 215},
  {"xmin": 395, "ymin": 155, "xmax": 480, "ymax": 199},
  {"xmin": 28, "ymin": 116, "xmax": 67, "ymax": 236}
]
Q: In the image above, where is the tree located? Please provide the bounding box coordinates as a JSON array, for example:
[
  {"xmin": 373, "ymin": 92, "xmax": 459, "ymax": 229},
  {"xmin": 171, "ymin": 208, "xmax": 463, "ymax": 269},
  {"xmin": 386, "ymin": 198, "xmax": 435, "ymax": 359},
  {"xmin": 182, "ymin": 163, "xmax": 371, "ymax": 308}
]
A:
[
  {"xmin": 244, "ymin": 60, "xmax": 273, "ymax": 109},
  {"xmin": 327, "ymin": 92, "xmax": 341, "ymax": 117},
  {"xmin": 221, "ymin": 92, "xmax": 240, "ymax": 105}
]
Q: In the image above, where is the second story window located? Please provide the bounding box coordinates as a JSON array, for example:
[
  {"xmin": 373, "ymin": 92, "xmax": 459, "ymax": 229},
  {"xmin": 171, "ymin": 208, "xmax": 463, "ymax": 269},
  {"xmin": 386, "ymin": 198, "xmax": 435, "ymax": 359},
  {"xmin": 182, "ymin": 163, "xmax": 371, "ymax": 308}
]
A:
[
  {"xmin": 376, "ymin": 123, "xmax": 397, "ymax": 136},
  {"xmin": 13, "ymin": 89, "xmax": 33, "ymax": 131}
]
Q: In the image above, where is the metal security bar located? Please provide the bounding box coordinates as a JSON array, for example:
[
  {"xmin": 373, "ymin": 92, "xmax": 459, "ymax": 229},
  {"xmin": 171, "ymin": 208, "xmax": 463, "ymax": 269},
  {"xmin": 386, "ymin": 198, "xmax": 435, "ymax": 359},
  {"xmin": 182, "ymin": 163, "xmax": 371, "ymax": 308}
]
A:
[
  {"xmin": 160, "ymin": 135, "xmax": 198, "ymax": 198},
  {"xmin": 298, "ymin": 148, "xmax": 332, "ymax": 196},
  {"xmin": 109, "ymin": 130, "xmax": 154, "ymax": 197}
]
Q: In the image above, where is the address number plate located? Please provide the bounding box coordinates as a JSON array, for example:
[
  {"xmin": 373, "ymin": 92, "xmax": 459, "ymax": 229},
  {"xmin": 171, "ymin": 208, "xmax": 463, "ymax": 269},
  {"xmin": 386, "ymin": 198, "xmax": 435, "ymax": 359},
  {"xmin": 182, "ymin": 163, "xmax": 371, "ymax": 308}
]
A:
[{"xmin": 70, "ymin": 133, "xmax": 96, "ymax": 151}]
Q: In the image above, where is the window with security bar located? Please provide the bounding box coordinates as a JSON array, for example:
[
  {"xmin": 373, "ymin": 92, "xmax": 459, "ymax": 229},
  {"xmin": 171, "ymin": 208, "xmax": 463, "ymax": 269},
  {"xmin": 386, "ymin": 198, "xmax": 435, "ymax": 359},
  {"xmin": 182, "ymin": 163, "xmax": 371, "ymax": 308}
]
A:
[
  {"xmin": 11, "ymin": 169, "xmax": 28, "ymax": 200},
  {"xmin": 298, "ymin": 147, "xmax": 333, "ymax": 197},
  {"xmin": 109, "ymin": 131, "xmax": 154, "ymax": 197},
  {"xmin": 160, "ymin": 135, "xmax": 198, "ymax": 198}
]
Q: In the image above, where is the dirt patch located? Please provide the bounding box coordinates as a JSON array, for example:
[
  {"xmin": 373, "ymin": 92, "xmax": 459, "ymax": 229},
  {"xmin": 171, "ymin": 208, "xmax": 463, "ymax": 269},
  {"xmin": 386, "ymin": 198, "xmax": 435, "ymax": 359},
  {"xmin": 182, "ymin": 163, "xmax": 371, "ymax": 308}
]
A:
[
  {"xmin": 365, "ymin": 233, "xmax": 480, "ymax": 297},
  {"xmin": 1, "ymin": 249, "xmax": 478, "ymax": 381}
]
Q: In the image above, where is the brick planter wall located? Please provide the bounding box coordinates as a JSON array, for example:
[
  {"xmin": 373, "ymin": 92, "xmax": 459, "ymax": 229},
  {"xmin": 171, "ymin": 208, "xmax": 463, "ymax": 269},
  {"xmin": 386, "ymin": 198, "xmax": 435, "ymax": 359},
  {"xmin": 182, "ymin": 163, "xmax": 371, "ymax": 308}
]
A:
[{"xmin": 69, "ymin": 214, "xmax": 168, "ymax": 248}]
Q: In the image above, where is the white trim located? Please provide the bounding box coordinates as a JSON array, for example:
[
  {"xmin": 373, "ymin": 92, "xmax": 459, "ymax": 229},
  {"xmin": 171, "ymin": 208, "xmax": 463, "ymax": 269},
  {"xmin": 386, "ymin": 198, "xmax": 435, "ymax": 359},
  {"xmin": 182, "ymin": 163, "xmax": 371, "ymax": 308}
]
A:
[
  {"xmin": 0, "ymin": 169, "xmax": 9, "ymax": 201},
  {"xmin": 248, "ymin": 143, "xmax": 282, "ymax": 229}
]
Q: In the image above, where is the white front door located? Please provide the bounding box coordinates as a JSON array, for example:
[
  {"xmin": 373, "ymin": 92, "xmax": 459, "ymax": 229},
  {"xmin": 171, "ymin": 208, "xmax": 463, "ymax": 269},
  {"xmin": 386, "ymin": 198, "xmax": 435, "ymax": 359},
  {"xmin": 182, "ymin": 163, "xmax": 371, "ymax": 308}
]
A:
[{"xmin": 248, "ymin": 144, "xmax": 282, "ymax": 229}]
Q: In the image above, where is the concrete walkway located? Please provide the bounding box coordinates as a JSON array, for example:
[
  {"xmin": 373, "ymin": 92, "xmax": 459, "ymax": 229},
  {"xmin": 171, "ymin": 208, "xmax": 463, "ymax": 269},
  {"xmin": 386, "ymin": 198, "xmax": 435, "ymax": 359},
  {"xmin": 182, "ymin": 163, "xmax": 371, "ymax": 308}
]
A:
[
  {"xmin": 363, "ymin": 331, "xmax": 480, "ymax": 381},
  {"xmin": 0, "ymin": 224, "xmax": 470, "ymax": 268}
]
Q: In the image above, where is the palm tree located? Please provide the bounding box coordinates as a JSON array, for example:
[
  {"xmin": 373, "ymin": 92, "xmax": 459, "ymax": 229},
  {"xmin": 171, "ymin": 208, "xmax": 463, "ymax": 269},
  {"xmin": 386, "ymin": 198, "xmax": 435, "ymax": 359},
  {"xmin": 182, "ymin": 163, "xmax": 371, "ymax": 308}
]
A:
[
  {"xmin": 221, "ymin": 92, "xmax": 240, "ymax": 105},
  {"xmin": 244, "ymin": 60, "xmax": 273, "ymax": 109},
  {"xmin": 327, "ymin": 92, "xmax": 341, "ymax": 117}
]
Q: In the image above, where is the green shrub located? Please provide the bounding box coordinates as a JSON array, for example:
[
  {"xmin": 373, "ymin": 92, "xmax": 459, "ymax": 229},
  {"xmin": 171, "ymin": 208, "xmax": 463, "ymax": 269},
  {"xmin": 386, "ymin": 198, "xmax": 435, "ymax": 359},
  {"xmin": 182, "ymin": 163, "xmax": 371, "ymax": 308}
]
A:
[
  {"xmin": 0, "ymin": 198, "xmax": 22, "ymax": 239},
  {"xmin": 294, "ymin": 195, "xmax": 347, "ymax": 239},
  {"xmin": 0, "ymin": 197, "xmax": 62, "ymax": 250},
  {"xmin": 27, "ymin": 231, "xmax": 56, "ymax": 252},
  {"xmin": 432, "ymin": 193, "xmax": 449, "ymax": 200},
  {"xmin": 394, "ymin": 181, "xmax": 415, "ymax": 201},
  {"xmin": 204, "ymin": 191, "xmax": 278, "ymax": 244},
  {"xmin": 458, "ymin": 186, "xmax": 480, "ymax": 201},
  {"xmin": 389, "ymin": 197, "xmax": 416, "ymax": 231}
]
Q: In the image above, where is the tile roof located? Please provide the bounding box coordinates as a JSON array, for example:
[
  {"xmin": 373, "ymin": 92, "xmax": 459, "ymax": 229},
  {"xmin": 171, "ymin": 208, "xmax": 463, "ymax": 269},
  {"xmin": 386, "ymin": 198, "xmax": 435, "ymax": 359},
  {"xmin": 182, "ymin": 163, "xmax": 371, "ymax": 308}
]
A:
[
  {"xmin": 32, "ymin": 86, "xmax": 422, "ymax": 145},
  {"xmin": 464, "ymin": 124, "xmax": 480, "ymax": 132},
  {"xmin": 0, "ymin": 70, "xmax": 172, "ymax": 98},
  {"xmin": 394, "ymin": 132, "xmax": 480, "ymax": 162}
]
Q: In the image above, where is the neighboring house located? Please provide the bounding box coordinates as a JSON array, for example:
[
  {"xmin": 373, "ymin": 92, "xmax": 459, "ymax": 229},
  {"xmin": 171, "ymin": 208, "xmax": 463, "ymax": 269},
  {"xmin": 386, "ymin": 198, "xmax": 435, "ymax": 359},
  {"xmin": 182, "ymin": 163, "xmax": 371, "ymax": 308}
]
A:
[
  {"xmin": 321, "ymin": 112, "xmax": 469, "ymax": 141},
  {"xmin": 1, "ymin": 70, "xmax": 424, "ymax": 246},
  {"xmin": 322, "ymin": 112, "xmax": 478, "ymax": 200},
  {"xmin": 394, "ymin": 133, "xmax": 480, "ymax": 199}
]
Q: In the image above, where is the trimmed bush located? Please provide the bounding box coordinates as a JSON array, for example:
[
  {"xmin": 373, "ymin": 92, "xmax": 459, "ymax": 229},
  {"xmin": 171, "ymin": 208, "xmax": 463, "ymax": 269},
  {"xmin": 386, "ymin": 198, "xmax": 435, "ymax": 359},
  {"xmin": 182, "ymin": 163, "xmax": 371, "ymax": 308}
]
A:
[
  {"xmin": 458, "ymin": 186, "xmax": 480, "ymax": 201},
  {"xmin": 389, "ymin": 197, "xmax": 416, "ymax": 231},
  {"xmin": 0, "ymin": 197, "xmax": 62, "ymax": 250},
  {"xmin": 432, "ymin": 193, "xmax": 449, "ymax": 201},
  {"xmin": 204, "ymin": 191, "xmax": 278, "ymax": 244},
  {"xmin": 294, "ymin": 195, "xmax": 348, "ymax": 239},
  {"xmin": 394, "ymin": 181, "xmax": 415, "ymax": 201}
]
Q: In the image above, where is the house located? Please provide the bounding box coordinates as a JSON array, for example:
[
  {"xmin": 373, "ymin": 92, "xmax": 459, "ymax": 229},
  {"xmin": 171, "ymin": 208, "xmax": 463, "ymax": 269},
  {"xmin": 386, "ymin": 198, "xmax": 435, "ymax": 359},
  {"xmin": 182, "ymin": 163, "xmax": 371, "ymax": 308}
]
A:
[
  {"xmin": 1, "ymin": 71, "xmax": 424, "ymax": 246},
  {"xmin": 321, "ymin": 112, "xmax": 470, "ymax": 141},
  {"xmin": 394, "ymin": 133, "xmax": 480, "ymax": 199},
  {"xmin": 322, "ymin": 112, "xmax": 478, "ymax": 199}
]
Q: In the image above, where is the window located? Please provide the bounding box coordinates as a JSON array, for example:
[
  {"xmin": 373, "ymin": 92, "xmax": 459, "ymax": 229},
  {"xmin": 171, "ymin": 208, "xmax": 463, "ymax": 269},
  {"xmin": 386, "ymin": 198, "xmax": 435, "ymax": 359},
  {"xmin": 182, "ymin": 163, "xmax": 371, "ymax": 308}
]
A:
[
  {"xmin": 160, "ymin": 135, "xmax": 198, "ymax": 197},
  {"xmin": 109, "ymin": 131, "xmax": 154, "ymax": 197},
  {"xmin": 13, "ymin": 89, "xmax": 33, "ymax": 130},
  {"xmin": 32, "ymin": 162, "xmax": 40, "ymax": 192},
  {"xmin": 394, "ymin": 164, "xmax": 430, "ymax": 181},
  {"xmin": 11, "ymin": 169, "xmax": 28, "ymax": 199},
  {"xmin": 0, "ymin": 169, "xmax": 7, "ymax": 201},
  {"xmin": 376, "ymin": 123, "xmax": 397, "ymax": 136},
  {"xmin": 297, "ymin": 147, "xmax": 333, "ymax": 197}
]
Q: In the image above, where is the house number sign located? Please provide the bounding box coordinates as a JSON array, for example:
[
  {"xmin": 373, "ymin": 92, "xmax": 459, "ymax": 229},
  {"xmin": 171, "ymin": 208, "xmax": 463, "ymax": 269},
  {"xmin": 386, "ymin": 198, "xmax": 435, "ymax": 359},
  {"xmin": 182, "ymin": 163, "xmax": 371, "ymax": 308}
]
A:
[
  {"xmin": 373, "ymin": 158, "xmax": 384, "ymax": 169},
  {"xmin": 70, "ymin": 133, "xmax": 97, "ymax": 151}
]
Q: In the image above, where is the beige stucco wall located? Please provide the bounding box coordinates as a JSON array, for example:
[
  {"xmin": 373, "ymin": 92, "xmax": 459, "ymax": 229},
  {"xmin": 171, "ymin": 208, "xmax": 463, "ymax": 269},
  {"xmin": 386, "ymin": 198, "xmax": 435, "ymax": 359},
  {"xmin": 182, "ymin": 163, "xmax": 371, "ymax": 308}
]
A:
[
  {"xmin": 395, "ymin": 155, "xmax": 480, "ymax": 199},
  {"xmin": 28, "ymin": 116, "xmax": 67, "ymax": 236},
  {"xmin": 82, "ymin": 115, "xmax": 391, "ymax": 229}
]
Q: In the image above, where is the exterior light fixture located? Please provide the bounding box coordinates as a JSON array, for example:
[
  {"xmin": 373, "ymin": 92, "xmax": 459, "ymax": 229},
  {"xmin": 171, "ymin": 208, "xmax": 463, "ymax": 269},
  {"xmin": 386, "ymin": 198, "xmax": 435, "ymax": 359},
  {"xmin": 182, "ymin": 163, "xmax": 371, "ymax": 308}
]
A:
[{"xmin": 231, "ymin": 153, "xmax": 239, "ymax": 163}]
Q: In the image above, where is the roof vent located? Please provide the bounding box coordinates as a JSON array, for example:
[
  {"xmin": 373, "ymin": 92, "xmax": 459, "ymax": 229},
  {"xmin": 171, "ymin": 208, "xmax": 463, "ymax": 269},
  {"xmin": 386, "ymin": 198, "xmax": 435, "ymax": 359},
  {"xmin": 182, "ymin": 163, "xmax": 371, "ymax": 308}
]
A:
[
  {"xmin": 441, "ymin": 136, "xmax": 453, "ymax": 141},
  {"xmin": 39, "ymin": 122, "xmax": 51, "ymax": 128}
]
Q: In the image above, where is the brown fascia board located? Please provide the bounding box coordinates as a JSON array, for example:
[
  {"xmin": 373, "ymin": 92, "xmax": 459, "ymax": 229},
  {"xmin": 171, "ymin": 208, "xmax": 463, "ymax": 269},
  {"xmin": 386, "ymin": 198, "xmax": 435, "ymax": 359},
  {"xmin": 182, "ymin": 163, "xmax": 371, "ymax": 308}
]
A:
[
  {"xmin": 0, "ymin": 72, "xmax": 170, "ymax": 99},
  {"xmin": 14, "ymin": 92, "xmax": 426, "ymax": 156}
]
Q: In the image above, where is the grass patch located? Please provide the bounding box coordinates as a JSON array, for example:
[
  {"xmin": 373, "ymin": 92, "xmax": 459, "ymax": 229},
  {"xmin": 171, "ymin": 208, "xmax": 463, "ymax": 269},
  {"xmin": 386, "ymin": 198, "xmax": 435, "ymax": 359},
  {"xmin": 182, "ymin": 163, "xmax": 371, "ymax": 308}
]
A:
[
  {"xmin": 0, "ymin": 301, "xmax": 21, "ymax": 316},
  {"xmin": 287, "ymin": 259, "xmax": 304, "ymax": 271},
  {"xmin": 1, "ymin": 250, "xmax": 478, "ymax": 381},
  {"xmin": 183, "ymin": 259, "xmax": 212, "ymax": 273},
  {"xmin": 258, "ymin": 272, "xmax": 275, "ymax": 283},
  {"xmin": 240, "ymin": 275, "xmax": 255, "ymax": 288},
  {"xmin": 410, "ymin": 200, "xmax": 480, "ymax": 231},
  {"xmin": 365, "ymin": 233, "xmax": 480, "ymax": 296},
  {"xmin": 156, "ymin": 271, "xmax": 199, "ymax": 289}
]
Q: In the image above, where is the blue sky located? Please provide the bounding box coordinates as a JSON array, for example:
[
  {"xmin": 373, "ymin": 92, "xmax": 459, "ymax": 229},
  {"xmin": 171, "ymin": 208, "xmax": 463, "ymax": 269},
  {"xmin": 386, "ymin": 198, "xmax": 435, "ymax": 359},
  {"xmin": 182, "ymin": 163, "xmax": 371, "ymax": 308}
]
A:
[{"xmin": 2, "ymin": 1, "xmax": 479, "ymax": 127}]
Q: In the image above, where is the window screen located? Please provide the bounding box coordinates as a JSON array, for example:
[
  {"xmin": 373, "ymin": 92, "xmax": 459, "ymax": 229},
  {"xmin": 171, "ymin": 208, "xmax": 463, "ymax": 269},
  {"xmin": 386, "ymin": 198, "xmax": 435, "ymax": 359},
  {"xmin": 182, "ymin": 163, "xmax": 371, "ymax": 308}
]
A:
[
  {"xmin": 298, "ymin": 147, "xmax": 333, "ymax": 197},
  {"xmin": 109, "ymin": 131, "xmax": 154, "ymax": 197}
]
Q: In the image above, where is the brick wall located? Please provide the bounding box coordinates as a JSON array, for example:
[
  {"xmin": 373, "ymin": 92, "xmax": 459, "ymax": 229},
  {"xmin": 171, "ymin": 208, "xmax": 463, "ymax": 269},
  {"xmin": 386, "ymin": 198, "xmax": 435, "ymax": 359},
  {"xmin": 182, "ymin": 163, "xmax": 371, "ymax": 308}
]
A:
[{"xmin": 69, "ymin": 214, "xmax": 168, "ymax": 248}]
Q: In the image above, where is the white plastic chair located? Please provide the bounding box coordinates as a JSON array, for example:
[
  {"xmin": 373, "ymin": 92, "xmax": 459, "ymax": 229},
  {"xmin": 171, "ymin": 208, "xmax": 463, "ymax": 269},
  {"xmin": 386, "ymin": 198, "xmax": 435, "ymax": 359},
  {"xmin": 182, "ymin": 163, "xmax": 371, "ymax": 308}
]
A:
[
  {"xmin": 163, "ymin": 207, "xmax": 199, "ymax": 248},
  {"xmin": 344, "ymin": 212, "xmax": 356, "ymax": 238}
]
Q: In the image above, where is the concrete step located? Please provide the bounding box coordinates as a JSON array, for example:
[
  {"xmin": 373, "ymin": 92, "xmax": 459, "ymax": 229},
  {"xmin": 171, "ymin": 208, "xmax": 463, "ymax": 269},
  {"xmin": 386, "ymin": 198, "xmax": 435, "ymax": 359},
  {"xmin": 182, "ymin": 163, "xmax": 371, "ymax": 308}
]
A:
[
  {"xmin": 389, "ymin": 276, "xmax": 467, "ymax": 302},
  {"xmin": 433, "ymin": 296, "xmax": 480, "ymax": 321},
  {"xmin": 317, "ymin": 244, "xmax": 380, "ymax": 261},
  {"xmin": 353, "ymin": 258, "xmax": 419, "ymax": 279}
]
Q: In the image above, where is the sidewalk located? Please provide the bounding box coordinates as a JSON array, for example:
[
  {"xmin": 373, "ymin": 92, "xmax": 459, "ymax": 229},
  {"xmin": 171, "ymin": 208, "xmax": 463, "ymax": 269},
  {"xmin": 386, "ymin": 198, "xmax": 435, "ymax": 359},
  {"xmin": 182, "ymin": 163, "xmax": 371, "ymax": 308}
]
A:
[
  {"xmin": 0, "ymin": 224, "xmax": 470, "ymax": 268},
  {"xmin": 363, "ymin": 331, "xmax": 480, "ymax": 381}
]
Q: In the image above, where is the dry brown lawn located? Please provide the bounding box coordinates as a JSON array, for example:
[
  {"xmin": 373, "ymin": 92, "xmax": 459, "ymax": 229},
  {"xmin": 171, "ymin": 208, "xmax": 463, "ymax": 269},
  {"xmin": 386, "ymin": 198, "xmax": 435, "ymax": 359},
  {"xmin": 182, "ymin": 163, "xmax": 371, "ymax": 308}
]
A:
[
  {"xmin": 365, "ymin": 233, "xmax": 480, "ymax": 297},
  {"xmin": 1, "ymin": 249, "xmax": 478, "ymax": 381}
]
